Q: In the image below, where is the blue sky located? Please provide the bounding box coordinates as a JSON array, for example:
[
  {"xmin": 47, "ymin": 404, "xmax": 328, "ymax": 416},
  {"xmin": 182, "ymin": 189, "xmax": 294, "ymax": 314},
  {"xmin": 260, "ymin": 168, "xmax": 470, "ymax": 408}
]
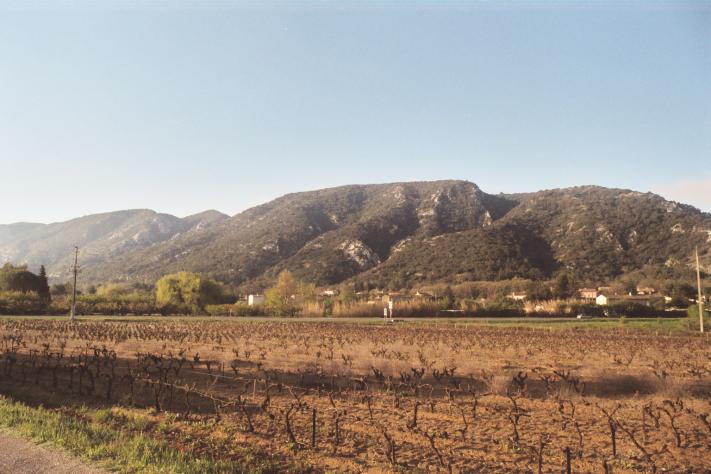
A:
[{"xmin": 1, "ymin": 0, "xmax": 709, "ymax": 223}]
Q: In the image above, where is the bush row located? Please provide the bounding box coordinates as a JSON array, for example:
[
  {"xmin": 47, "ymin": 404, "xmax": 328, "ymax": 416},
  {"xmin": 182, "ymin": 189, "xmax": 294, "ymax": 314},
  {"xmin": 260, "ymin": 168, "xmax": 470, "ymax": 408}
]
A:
[{"xmin": 0, "ymin": 290, "xmax": 690, "ymax": 318}]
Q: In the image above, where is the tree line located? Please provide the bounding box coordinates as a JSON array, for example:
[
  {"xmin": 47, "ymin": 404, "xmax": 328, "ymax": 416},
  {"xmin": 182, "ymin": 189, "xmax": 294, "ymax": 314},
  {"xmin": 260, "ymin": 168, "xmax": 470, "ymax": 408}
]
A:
[
  {"xmin": 0, "ymin": 264, "xmax": 306, "ymax": 316},
  {"xmin": 0, "ymin": 262, "xmax": 704, "ymax": 319}
]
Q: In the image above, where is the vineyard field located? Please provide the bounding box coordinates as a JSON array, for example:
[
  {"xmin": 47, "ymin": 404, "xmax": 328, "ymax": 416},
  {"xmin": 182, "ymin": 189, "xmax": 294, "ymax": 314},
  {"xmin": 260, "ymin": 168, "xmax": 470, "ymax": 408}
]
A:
[{"xmin": 0, "ymin": 318, "xmax": 709, "ymax": 473}]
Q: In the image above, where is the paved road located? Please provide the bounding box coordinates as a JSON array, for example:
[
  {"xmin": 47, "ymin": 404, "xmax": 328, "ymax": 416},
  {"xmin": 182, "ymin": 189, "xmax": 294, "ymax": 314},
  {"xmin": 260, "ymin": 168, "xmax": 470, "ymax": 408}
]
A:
[{"xmin": 0, "ymin": 432, "xmax": 104, "ymax": 474}]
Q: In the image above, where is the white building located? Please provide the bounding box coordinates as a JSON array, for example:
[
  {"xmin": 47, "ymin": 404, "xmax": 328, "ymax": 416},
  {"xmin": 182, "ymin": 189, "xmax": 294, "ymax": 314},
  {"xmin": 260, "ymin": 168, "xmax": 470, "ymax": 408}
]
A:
[
  {"xmin": 248, "ymin": 294, "xmax": 265, "ymax": 306},
  {"xmin": 578, "ymin": 288, "xmax": 598, "ymax": 300},
  {"xmin": 596, "ymin": 294, "xmax": 609, "ymax": 306},
  {"xmin": 508, "ymin": 292, "xmax": 527, "ymax": 301}
]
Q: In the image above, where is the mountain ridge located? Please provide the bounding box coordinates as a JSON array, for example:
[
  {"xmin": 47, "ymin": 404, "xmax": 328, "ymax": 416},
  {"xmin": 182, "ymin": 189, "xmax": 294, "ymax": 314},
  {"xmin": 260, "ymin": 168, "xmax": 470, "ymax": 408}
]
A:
[{"xmin": 2, "ymin": 180, "xmax": 709, "ymax": 287}]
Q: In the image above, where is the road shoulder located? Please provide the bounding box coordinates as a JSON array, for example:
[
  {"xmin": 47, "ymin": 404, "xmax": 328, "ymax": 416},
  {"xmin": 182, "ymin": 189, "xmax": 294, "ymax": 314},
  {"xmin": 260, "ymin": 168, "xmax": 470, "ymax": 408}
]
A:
[{"xmin": 0, "ymin": 430, "xmax": 105, "ymax": 474}]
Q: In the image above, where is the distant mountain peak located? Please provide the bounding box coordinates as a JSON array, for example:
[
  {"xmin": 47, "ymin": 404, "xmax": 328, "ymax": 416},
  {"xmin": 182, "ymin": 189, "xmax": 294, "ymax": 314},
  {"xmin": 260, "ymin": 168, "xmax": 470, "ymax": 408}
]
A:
[{"xmin": 182, "ymin": 210, "xmax": 228, "ymax": 220}]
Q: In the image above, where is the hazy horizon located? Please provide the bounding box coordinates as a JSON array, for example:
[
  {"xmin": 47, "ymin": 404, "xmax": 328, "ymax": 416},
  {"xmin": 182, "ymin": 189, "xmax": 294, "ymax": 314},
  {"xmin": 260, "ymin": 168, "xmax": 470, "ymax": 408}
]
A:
[{"xmin": 1, "ymin": 0, "xmax": 709, "ymax": 223}]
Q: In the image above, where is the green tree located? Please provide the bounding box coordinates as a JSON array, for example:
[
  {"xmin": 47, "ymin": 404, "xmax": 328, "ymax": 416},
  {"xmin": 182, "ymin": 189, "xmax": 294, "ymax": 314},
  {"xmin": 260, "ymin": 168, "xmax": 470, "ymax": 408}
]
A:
[
  {"xmin": 96, "ymin": 283, "xmax": 135, "ymax": 298},
  {"xmin": 322, "ymin": 298, "xmax": 334, "ymax": 317},
  {"xmin": 51, "ymin": 283, "xmax": 68, "ymax": 296},
  {"xmin": 299, "ymin": 280, "xmax": 317, "ymax": 303},
  {"xmin": 388, "ymin": 275, "xmax": 405, "ymax": 292},
  {"xmin": 553, "ymin": 273, "xmax": 574, "ymax": 299},
  {"xmin": 200, "ymin": 279, "xmax": 235, "ymax": 304},
  {"xmin": 265, "ymin": 270, "xmax": 301, "ymax": 317},
  {"xmin": 155, "ymin": 271, "xmax": 226, "ymax": 313},
  {"xmin": 156, "ymin": 272, "xmax": 200, "ymax": 311},
  {"xmin": 338, "ymin": 285, "xmax": 356, "ymax": 306},
  {"xmin": 0, "ymin": 263, "xmax": 45, "ymax": 294},
  {"xmin": 621, "ymin": 278, "xmax": 638, "ymax": 295},
  {"xmin": 664, "ymin": 281, "xmax": 696, "ymax": 300},
  {"xmin": 441, "ymin": 285, "xmax": 456, "ymax": 310},
  {"xmin": 37, "ymin": 265, "xmax": 51, "ymax": 305},
  {"xmin": 527, "ymin": 281, "xmax": 552, "ymax": 301}
]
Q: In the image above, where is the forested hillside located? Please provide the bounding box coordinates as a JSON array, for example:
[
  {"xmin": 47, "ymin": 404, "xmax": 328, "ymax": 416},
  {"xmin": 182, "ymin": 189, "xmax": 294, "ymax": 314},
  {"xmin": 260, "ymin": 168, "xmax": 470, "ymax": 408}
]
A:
[
  {"xmin": 354, "ymin": 186, "xmax": 711, "ymax": 288},
  {"xmin": 2, "ymin": 181, "xmax": 709, "ymax": 289}
]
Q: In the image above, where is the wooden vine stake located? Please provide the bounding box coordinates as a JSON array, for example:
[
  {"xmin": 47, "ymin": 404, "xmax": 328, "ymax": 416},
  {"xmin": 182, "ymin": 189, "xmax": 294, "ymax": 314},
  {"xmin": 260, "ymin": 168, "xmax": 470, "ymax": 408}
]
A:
[{"xmin": 311, "ymin": 408, "xmax": 317, "ymax": 449}]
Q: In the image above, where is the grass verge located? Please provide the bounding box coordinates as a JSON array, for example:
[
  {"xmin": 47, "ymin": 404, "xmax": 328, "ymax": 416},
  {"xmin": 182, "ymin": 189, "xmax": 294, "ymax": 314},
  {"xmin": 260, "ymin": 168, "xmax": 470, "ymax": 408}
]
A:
[{"xmin": 0, "ymin": 394, "xmax": 285, "ymax": 473}]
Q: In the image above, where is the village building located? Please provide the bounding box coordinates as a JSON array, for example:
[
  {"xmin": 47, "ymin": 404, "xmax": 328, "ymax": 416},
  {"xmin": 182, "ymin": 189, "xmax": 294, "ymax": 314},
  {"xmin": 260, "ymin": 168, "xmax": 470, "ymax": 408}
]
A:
[
  {"xmin": 413, "ymin": 290, "xmax": 435, "ymax": 300},
  {"xmin": 626, "ymin": 295, "xmax": 661, "ymax": 306},
  {"xmin": 636, "ymin": 286, "xmax": 657, "ymax": 295},
  {"xmin": 248, "ymin": 294, "xmax": 265, "ymax": 306},
  {"xmin": 508, "ymin": 291, "xmax": 527, "ymax": 301},
  {"xmin": 595, "ymin": 294, "xmax": 610, "ymax": 306},
  {"xmin": 382, "ymin": 292, "xmax": 412, "ymax": 304},
  {"xmin": 596, "ymin": 294, "xmax": 659, "ymax": 306},
  {"xmin": 364, "ymin": 289, "xmax": 385, "ymax": 299},
  {"xmin": 578, "ymin": 288, "xmax": 598, "ymax": 300}
]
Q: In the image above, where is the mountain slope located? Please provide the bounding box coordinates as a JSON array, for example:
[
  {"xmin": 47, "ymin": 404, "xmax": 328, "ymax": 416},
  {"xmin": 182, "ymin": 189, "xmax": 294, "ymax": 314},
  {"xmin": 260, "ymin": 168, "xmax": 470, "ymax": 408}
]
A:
[
  {"xmin": 357, "ymin": 185, "xmax": 711, "ymax": 287},
  {"xmin": 500, "ymin": 186, "xmax": 711, "ymax": 281},
  {"xmin": 3, "ymin": 181, "xmax": 709, "ymax": 288},
  {"xmin": 352, "ymin": 222, "xmax": 558, "ymax": 288},
  {"xmin": 0, "ymin": 209, "xmax": 228, "ymax": 279},
  {"xmin": 0, "ymin": 222, "xmax": 45, "ymax": 246},
  {"xmin": 83, "ymin": 180, "xmax": 513, "ymax": 285}
]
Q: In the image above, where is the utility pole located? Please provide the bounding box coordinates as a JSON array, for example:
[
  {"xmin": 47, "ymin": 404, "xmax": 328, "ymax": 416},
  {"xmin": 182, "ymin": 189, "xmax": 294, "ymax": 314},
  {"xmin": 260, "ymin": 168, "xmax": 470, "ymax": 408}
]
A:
[
  {"xmin": 70, "ymin": 246, "xmax": 79, "ymax": 321},
  {"xmin": 696, "ymin": 246, "xmax": 704, "ymax": 334}
]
